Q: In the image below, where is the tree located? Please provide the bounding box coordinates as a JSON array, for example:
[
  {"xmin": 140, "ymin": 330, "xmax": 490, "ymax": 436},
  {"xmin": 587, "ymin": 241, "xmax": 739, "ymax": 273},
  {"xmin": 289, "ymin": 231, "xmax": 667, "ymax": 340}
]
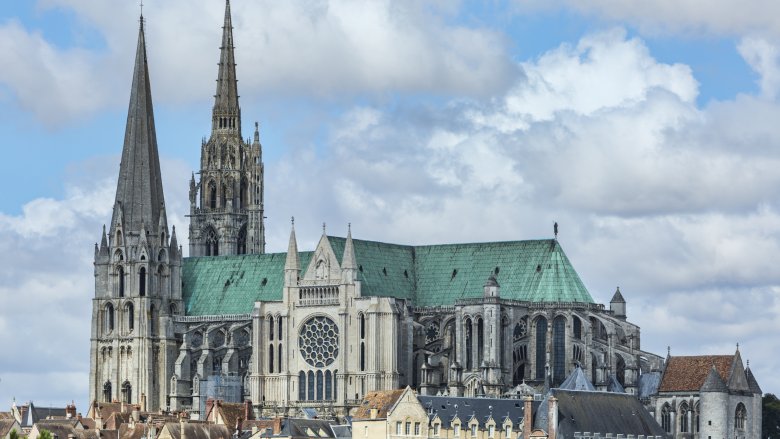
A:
[
  {"xmin": 9, "ymin": 429, "xmax": 19, "ymax": 439},
  {"xmin": 764, "ymin": 394, "xmax": 780, "ymax": 439},
  {"xmin": 37, "ymin": 429, "xmax": 52, "ymax": 439}
]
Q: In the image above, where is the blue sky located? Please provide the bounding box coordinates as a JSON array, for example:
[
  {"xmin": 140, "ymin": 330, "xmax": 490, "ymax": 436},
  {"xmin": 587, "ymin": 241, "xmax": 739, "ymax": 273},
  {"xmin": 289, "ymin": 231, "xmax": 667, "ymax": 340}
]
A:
[{"xmin": 1, "ymin": 0, "xmax": 780, "ymax": 416}]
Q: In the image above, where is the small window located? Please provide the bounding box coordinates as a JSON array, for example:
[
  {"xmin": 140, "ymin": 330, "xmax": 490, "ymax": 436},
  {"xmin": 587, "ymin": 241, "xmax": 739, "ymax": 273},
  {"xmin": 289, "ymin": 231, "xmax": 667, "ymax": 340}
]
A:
[
  {"xmin": 434, "ymin": 424, "xmax": 440, "ymax": 437},
  {"xmin": 406, "ymin": 422, "xmax": 411, "ymax": 436},
  {"xmin": 454, "ymin": 424, "xmax": 460, "ymax": 438},
  {"xmin": 414, "ymin": 422, "xmax": 420, "ymax": 436},
  {"xmin": 488, "ymin": 425, "xmax": 495, "ymax": 438},
  {"xmin": 396, "ymin": 422, "xmax": 402, "ymax": 436},
  {"xmin": 471, "ymin": 424, "xmax": 477, "ymax": 437}
]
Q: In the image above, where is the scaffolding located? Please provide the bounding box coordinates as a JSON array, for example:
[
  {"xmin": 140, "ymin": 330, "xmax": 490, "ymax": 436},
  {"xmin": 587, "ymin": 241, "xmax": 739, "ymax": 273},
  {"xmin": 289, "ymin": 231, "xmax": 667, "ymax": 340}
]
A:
[{"xmin": 199, "ymin": 374, "xmax": 243, "ymax": 416}]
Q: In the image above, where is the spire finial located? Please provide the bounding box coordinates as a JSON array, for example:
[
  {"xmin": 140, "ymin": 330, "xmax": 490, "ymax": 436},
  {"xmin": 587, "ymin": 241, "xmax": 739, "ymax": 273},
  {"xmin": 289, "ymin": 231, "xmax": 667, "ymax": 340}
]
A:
[
  {"xmin": 322, "ymin": 222, "xmax": 326, "ymax": 235},
  {"xmin": 736, "ymin": 342, "xmax": 739, "ymax": 351},
  {"xmin": 291, "ymin": 216, "xmax": 295, "ymax": 227},
  {"xmin": 554, "ymin": 221, "xmax": 558, "ymax": 239},
  {"xmin": 667, "ymin": 346, "xmax": 671, "ymax": 356},
  {"xmin": 348, "ymin": 222, "xmax": 351, "ymax": 233}
]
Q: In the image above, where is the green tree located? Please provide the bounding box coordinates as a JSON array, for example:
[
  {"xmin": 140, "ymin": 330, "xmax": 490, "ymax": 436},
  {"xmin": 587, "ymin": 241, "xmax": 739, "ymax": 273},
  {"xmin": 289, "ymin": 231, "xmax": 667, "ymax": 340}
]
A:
[
  {"xmin": 764, "ymin": 394, "xmax": 780, "ymax": 439},
  {"xmin": 37, "ymin": 429, "xmax": 52, "ymax": 439},
  {"xmin": 9, "ymin": 429, "xmax": 19, "ymax": 439}
]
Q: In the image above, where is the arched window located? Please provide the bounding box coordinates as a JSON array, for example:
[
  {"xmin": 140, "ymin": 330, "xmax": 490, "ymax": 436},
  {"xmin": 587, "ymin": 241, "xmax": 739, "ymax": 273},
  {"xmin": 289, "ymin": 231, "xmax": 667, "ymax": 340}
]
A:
[
  {"xmin": 240, "ymin": 178, "xmax": 248, "ymax": 209},
  {"xmin": 237, "ymin": 226, "xmax": 247, "ymax": 255},
  {"xmin": 591, "ymin": 353, "xmax": 598, "ymax": 385},
  {"xmin": 126, "ymin": 302, "xmax": 134, "ymax": 332},
  {"xmin": 169, "ymin": 303, "xmax": 177, "ymax": 315},
  {"xmin": 359, "ymin": 314, "xmax": 366, "ymax": 339},
  {"xmin": 535, "ymin": 317, "xmax": 548, "ymax": 380},
  {"xmin": 103, "ymin": 381, "xmax": 112, "ymax": 402},
  {"xmin": 298, "ymin": 372, "xmax": 306, "ymax": 400},
  {"xmin": 679, "ymin": 402, "xmax": 689, "ymax": 433},
  {"xmin": 139, "ymin": 267, "xmax": 146, "ymax": 296},
  {"xmin": 735, "ymin": 403, "xmax": 747, "ymax": 430},
  {"xmin": 465, "ymin": 318, "xmax": 473, "ymax": 370},
  {"xmin": 121, "ymin": 381, "xmax": 132, "ymax": 404},
  {"xmin": 307, "ymin": 371, "xmax": 315, "ymax": 400},
  {"xmin": 333, "ymin": 369, "xmax": 338, "ymax": 399},
  {"xmin": 552, "ymin": 316, "xmax": 566, "ymax": 385},
  {"xmin": 268, "ymin": 344, "xmax": 274, "ymax": 373},
  {"xmin": 615, "ymin": 355, "xmax": 626, "ymax": 387},
  {"xmin": 278, "ymin": 317, "xmax": 283, "ymax": 340},
  {"xmin": 118, "ymin": 267, "xmax": 125, "ymax": 297},
  {"xmin": 360, "ymin": 342, "xmax": 366, "ymax": 371},
  {"xmin": 269, "ymin": 316, "xmax": 274, "ymax": 340},
  {"xmin": 325, "ymin": 370, "xmax": 333, "ymax": 400},
  {"xmin": 105, "ymin": 303, "xmax": 115, "ymax": 333},
  {"xmin": 573, "ymin": 316, "xmax": 582, "ymax": 340},
  {"xmin": 694, "ymin": 402, "xmax": 701, "ymax": 433},
  {"xmin": 209, "ymin": 182, "xmax": 217, "ymax": 209},
  {"xmin": 661, "ymin": 404, "xmax": 671, "ymax": 433},
  {"xmin": 205, "ymin": 227, "xmax": 219, "ymax": 256},
  {"xmin": 476, "ymin": 318, "xmax": 484, "ymax": 368},
  {"xmin": 278, "ymin": 343, "xmax": 283, "ymax": 372},
  {"xmin": 316, "ymin": 370, "xmax": 324, "ymax": 400}
]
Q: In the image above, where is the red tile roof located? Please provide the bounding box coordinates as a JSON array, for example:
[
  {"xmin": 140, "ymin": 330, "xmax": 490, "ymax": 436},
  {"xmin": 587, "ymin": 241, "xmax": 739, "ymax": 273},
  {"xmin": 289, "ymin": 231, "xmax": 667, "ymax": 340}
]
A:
[
  {"xmin": 351, "ymin": 389, "xmax": 406, "ymax": 420},
  {"xmin": 659, "ymin": 355, "xmax": 734, "ymax": 392}
]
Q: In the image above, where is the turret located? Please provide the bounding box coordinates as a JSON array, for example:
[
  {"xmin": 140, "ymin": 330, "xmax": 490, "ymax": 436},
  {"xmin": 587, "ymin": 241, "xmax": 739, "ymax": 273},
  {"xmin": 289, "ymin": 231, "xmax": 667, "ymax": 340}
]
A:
[
  {"xmin": 284, "ymin": 218, "xmax": 299, "ymax": 286},
  {"xmin": 610, "ymin": 286, "xmax": 626, "ymax": 319},
  {"xmin": 341, "ymin": 224, "xmax": 357, "ymax": 282}
]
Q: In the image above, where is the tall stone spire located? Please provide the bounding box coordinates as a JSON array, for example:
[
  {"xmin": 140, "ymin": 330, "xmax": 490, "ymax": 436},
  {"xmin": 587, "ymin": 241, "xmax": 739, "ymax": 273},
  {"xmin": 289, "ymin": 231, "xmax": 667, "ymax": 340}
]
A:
[
  {"xmin": 342, "ymin": 224, "xmax": 357, "ymax": 282},
  {"xmin": 112, "ymin": 17, "xmax": 166, "ymax": 235},
  {"xmin": 284, "ymin": 218, "xmax": 300, "ymax": 285},
  {"xmin": 212, "ymin": 0, "xmax": 240, "ymax": 134}
]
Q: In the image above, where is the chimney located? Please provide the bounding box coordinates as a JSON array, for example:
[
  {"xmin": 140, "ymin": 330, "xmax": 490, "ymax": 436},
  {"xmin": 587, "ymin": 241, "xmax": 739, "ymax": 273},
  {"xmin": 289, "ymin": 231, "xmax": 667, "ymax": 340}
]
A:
[
  {"xmin": 131, "ymin": 406, "xmax": 140, "ymax": 423},
  {"xmin": 273, "ymin": 417, "xmax": 282, "ymax": 435},
  {"xmin": 66, "ymin": 402, "xmax": 77, "ymax": 419},
  {"xmin": 141, "ymin": 394, "xmax": 147, "ymax": 413},
  {"xmin": 523, "ymin": 396, "xmax": 533, "ymax": 439},
  {"xmin": 547, "ymin": 396, "xmax": 558, "ymax": 439},
  {"xmin": 244, "ymin": 400, "xmax": 253, "ymax": 421},
  {"xmin": 96, "ymin": 416, "xmax": 104, "ymax": 430},
  {"xmin": 370, "ymin": 408, "xmax": 378, "ymax": 420},
  {"xmin": 180, "ymin": 412, "xmax": 188, "ymax": 439}
]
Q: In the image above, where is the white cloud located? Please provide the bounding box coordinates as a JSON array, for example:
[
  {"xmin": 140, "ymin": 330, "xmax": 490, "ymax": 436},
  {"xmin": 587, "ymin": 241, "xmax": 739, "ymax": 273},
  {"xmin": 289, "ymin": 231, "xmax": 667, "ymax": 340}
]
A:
[
  {"xmin": 0, "ymin": 0, "xmax": 518, "ymax": 125},
  {"xmin": 515, "ymin": 0, "xmax": 780, "ymax": 38},
  {"xmin": 260, "ymin": 29, "xmax": 780, "ymax": 394},
  {"xmin": 738, "ymin": 37, "xmax": 780, "ymax": 99}
]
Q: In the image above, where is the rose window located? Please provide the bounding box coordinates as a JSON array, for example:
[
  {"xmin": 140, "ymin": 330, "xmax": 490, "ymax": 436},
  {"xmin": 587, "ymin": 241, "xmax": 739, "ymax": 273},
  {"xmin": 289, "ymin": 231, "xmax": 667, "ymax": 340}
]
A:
[{"xmin": 299, "ymin": 316, "xmax": 339, "ymax": 368}]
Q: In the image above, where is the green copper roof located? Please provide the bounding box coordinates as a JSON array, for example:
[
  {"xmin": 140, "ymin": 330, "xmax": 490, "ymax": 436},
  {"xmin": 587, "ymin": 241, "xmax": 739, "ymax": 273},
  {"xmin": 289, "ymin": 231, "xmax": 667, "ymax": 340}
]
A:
[{"xmin": 182, "ymin": 237, "xmax": 594, "ymax": 316}]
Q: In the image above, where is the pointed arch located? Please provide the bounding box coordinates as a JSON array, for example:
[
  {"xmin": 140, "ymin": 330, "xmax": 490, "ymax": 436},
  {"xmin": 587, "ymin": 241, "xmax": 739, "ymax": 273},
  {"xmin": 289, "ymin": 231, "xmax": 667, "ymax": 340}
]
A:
[
  {"xmin": 615, "ymin": 354, "xmax": 626, "ymax": 387},
  {"xmin": 735, "ymin": 403, "xmax": 747, "ymax": 430},
  {"xmin": 121, "ymin": 380, "xmax": 132, "ymax": 404},
  {"xmin": 117, "ymin": 266, "xmax": 125, "ymax": 297},
  {"xmin": 208, "ymin": 180, "xmax": 217, "ymax": 209},
  {"xmin": 105, "ymin": 303, "xmax": 115, "ymax": 333},
  {"xmin": 204, "ymin": 226, "xmax": 219, "ymax": 256},
  {"xmin": 552, "ymin": 315, "xmax": 566, "ymax": 385},
  {"xmin": 103, "ymin": 381, "xmax": 112, "ymax": 402},
  {"xmin": 125, "ymin": 302, "xmax": 134, "ymax": 333},
  {"xmin": 237, "ymin": 224, "xmax": 247, "ymax": 255},
  {"xmin": 661, "ymin": 403, "xmax": 671, "ymax": 433},
  {"xmin": 149, "ymin": 304, "xmax": 158, "ymax": 336},
  {"xmin": 535, "ymin": 316, "xmax": 548, "ymax": 380},
  {"xmin": 139, "ymin": 267, "xmax": 146, "ymax": 296}
]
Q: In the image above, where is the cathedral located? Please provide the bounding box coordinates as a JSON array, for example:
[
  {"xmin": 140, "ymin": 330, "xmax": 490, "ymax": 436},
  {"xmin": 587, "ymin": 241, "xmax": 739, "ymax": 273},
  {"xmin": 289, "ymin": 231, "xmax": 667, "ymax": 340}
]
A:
[{"xmin": 89, "ymin": 2, "xmax": 759, "ymax": 431}]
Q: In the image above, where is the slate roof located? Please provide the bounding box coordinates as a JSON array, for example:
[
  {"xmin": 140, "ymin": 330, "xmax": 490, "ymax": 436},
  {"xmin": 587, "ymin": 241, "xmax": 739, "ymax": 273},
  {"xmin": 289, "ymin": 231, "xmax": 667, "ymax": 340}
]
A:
[
  {"xmin": 183, "ymin": 237, "xmax": 594, "ymax": 315},
  {"xmin": 536, "ymin": 390, "xmax": 665, "ymax": 439},
  {"xmin": 606, "ymin": 375, "xmax": 626, "ymax": 393},
  {"xmin": 700, "ymin": 366, "xmax": 728, "ymax": 393},
  {"xmin": 117, "ymin": 424, "xmax": 145, "ymax": 439},
  {"xmin": 637, "ymin": 372, "xmax": 661, "ymax": 399},
  {"xmin": 161, "ymin": 423, "xmax": 231, "ymax": 439},
  {"xmin": 281, "ymin": 419, "xmax": 338, "ymax": 438},
  {"xmin": 658, "ymin": 355, "xmax": 734, "ymax": 392},
  {"xmin": 351, "ymin": 389, "xmax": 405, "ymax": 420},
  {"xmin": 558, "ymin": 366, "xmax": 595, "ymax": 392},
  {"xmin": 746, "ymin": 367, "xmax": 762, "ymax": 394},
  {"xmin": 417, "ymin": 396, "xmax": 533, "ymax": 427}
]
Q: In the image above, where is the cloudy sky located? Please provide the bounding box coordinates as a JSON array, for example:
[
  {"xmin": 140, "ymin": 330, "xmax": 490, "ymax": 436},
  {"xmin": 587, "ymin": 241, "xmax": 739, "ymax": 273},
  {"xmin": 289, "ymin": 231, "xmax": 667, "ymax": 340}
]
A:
[{"xmin": 2, "ymin": 0, "xmax": 780, "ymax": 412}]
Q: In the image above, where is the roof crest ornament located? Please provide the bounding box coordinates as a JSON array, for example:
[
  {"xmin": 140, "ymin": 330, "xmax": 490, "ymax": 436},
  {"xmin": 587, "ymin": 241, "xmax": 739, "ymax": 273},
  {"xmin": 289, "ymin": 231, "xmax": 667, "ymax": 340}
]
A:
[{"xmin": 554, "ymin": 221, "xmax": 558, "ymax": 239}]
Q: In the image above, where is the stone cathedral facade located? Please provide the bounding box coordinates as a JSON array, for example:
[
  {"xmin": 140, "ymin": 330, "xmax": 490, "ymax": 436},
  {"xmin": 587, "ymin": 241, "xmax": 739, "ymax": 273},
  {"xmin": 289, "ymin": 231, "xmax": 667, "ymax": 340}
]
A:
[{"xmin": 90, "ymin": 3, "xmax": 760, "ymax": 435}]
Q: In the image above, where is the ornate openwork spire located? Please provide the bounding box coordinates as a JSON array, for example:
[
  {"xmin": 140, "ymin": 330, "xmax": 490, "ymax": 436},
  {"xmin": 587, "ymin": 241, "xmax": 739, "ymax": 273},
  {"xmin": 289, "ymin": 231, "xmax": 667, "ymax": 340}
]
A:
[
  {"xmin": 111, "ymin": 15, "xmax": 166, "ymax": 235},
  {"xmin": 212, "ymin": 0, "xmax": 240, "ymax": 134}
]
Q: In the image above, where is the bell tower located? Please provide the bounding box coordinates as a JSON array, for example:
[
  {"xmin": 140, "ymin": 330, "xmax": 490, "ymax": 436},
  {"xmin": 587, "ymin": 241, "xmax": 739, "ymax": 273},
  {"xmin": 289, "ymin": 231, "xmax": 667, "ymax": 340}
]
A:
[
  {"xmin": 188, "ymin": 0, "xmax": 265, "ymax": 256},
  {"xmin": 90, "ymin": 15, "xmax": 183, "ymax": 411}
]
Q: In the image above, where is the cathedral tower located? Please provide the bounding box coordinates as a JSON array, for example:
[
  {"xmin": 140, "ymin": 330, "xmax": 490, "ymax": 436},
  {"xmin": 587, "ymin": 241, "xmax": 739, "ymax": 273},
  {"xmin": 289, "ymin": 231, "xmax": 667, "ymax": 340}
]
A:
[
  {"xmin": 89, "ymin": 16, "xmax": 183, "ymax": 411},
  {"xmin": 188, "ymin": 0, "xmax": 265, "ymax": 256}
]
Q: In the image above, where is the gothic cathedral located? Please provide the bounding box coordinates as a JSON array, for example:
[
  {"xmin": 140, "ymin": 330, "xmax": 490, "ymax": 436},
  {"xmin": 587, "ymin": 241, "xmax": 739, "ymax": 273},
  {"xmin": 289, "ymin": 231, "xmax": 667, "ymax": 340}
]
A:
[{"xmin": 89, "ymin": 4, "xmax": 761, "ymax": 436}]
